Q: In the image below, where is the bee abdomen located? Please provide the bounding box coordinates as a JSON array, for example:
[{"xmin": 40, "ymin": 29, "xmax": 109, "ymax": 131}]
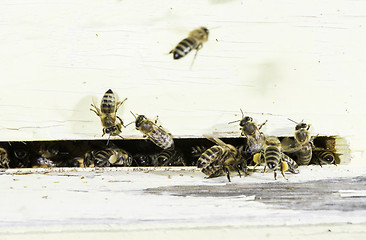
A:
[
  {"xmin": 171, "ymin": 38, "xmax": 197, "ymax": 59},
  {"xmin": 314, "ymin": 150, "xmax": 335, "ymax": 165},
  {"xmin": 296, "ymin": 144, "xmax": 312, "ymax": 165},
  {"xmin": 197, "ymin": 146, "xmax": 223, "ymax": 168},
  {"xmin": 148, "ymin": 128, "xmax": 174, "ymax": 150},
  {"xmin": 101, "ymin": 89, "xmax": 116, "ymax": 114}
]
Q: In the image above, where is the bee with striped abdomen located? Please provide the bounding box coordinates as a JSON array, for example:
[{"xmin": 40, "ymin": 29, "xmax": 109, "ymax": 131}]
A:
[
  {"xmin": 157, "ymin": 148, "xmax": 185, "ymax": 166},
  {"xmin": 197, "ymin": 137, "xmax": 246, "ymax": 182},
  {"xmin": 312, "ymin": 148, "xmax": 338, "ymax": 166},
  {"xmin": 169, "ymin": 27, "xmax": 209, "ymax": 67},
  {"xmin": 0, "ymin": 147, "xmax": 10, "ymax": 168},
  {"xmin": 286, "ymin": 120, "xmax": 312, "ymax": 165},
  {"xmin": 258, "ymin": 137, "xmax": 298, "ymax": 180},
  {"xmin": 229, "ymin": 109, "xmax": 267, "ymax": 155},
  {"xmin": 84, "ymin": 147, "xmax": 132, "ymax": 167},
  {"xmin": 132, "ymin": 113, "xmax": 174, "ymax": 150},
  {"xmin": 90, "ymin": 89, "xmax": 127, "ymax": 141}
]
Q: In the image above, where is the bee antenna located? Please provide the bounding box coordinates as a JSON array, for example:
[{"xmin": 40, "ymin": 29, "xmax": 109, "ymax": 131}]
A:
[
  {"xmin": 240, "ymin": 108, "xmax": 245, "ymax": 118},
  {"xmin": 287, "ymin": 118, "xmax": 298, "ymax": 124},
  {"xmin": 228, "ymin": 120, "xmax": 240, "ymax": 124},
  {"xmin": 130, "ymin": 111, "xmax": 137, "ymax": 119},
  {"xmin": 106, "ymin": 134, "xmax": 111, "ymax": 146},
  {"xmin": 124, "ymin": 121, "xmax": 134, "ymax": 127}
]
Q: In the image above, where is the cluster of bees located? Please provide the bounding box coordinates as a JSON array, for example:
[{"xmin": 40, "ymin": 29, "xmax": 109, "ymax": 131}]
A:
[{"xmin": 0, "ymin": 27, "xmax": 339, "ymax": 181}]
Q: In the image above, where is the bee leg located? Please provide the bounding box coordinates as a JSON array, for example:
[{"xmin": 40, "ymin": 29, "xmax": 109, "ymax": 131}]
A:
[
  {"xmin": 280, "ymin": 170, "xmax": 288, "ymax": 180},
  {"xmin": 236, "ymin": 165, "xmax": 242, "ymax": 178},
  {"xmin": 117, "ymin": 116, "xmax": 125, "ymax": 127},
  {"xmin": 258, "ymin": 120, "xmax": 268, "ymax": 130},
  {"xmin": 225, "ymin": 167, "xmax": 231, "ymax": 182},
  {"xmin": 273, "ymin": 171, "xmax": 277, "ymax": 180},
  {"xmin": 154, "ymin": 116, "xmax": 159, "ymax": 124},
  {"xmin": 90, "ymin": 104, "xmax": 101, "ymax": 116},
  {"xmin": 190, "ymin": 44, "xmax": 203, "ymax": 70},
  {"xmin": 115, "ymin": 98, "xmax": 127, "ymax": 111}
]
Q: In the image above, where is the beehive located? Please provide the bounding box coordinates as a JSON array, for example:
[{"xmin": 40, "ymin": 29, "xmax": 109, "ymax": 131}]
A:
[{"xmin": 1, "ymin": 0, "xmax": 366, "ymax": 238}]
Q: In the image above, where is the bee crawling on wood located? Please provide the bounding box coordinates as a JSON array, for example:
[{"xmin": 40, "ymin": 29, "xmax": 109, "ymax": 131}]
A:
[
  {"xmin": 90, "ymin": 89, "xmax": 127, "ymax": 142},
  {"xmin": 0, "ymin": 147, "xmax": 10, "ymax": 168},
  {"xmin": 283, "ymin": 120, "xmax": 313, "ymax": 166},
  {"xmin": 169, "ymin": 27, "xmax": 209, "ymax": 68},
  {"xmin": 131, "ymin": 112, "xmax": 174, "ymax": 150},
  {"xmin": 254, "ymin": 137, "xmax": 298, "ymax": 180},
  {"xmin": 197, "ymin": 136, "xmax": 247, "ymax": 182},
  {"xmin": 229, "ymin": 109, "xmax": 267, "ymax": 155}
]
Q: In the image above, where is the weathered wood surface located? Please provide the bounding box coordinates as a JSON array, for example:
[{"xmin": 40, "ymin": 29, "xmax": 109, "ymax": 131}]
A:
[
  {"xmin": 0, "ymin": 1, "xmax": 365, "ymax": 167},
  {"xmin": 0, "ymin": 166, "xmax": 365, "ymax": 235}
]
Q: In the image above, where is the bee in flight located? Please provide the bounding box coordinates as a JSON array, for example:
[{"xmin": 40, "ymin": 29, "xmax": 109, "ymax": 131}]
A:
[
  {"xmin": 229, "ymin": 109, "xmax": 267, "ymax": 155},
  {"xmin": 254, "ymin": 137, "xmax": 298, "ymax": 180},
  {"xmin": 90, "ymin": 89, "xmax": 127, "ymax": 143},
  {"xmin": 169, "ymin": 27, "xmax": 209, "ymax": 67},
  {"xmin": 131, "ymin": 112, "xmax": 174, "ymax": 150},
  {"xmin": 197, "ymin": 136, "xmax": 246, "ymax": 182}
]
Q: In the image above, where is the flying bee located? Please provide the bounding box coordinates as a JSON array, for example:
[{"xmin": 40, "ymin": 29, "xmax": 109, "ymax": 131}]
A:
[
  {"xmin": 285, "ymin": 119, "xmax": 313, "ymax": 165},
  {"xmin": 169, "ymin": 27, "xmax": 209, "ymax": 67},
  {"xmin": 131, "ymin": 112, "xmax": 174, "ymax": 150},
  {"xmin": 84, "ymin": 147, "xmax": 132, "ymax": 167},
  {"xmin": 0, "ymin": 147, "xmax": 10, "ymax": 168},
  {"xmin": 90, "ymin": 89, "xmax": 127, "ymax": 142},
  {"xmin": 312, "ymin": 148, "xmax": 338, "ymax": 166},
  {"xmin": 157, "ymin": 149, "xmax": 185, "ymax": 166},
  {"xmin": 256, "ymin": 137, "xmax": 298, "ymax": 180},
  {"xmin": 197, "ymin": 137, "xmax": 246, "ymax": 182},
  {"xmin": 229, "ymin": 109, "xmax": 267, "ymax": 155}
]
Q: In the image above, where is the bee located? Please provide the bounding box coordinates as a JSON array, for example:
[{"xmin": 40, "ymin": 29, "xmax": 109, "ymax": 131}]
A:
[
  {"xmin": 90, "ymin": 89, "xmax": 127, "ymax": 141},
  {"xmin": 0, "ymin": 147, "xmax": 10, "ymax": 168},
  {"xmin": 169, "ymin": 27, "xmax": 209, "ymax": 67},
  {"xmin": 287, "ymin": 120, "xmax": 312, "ymax": 165},
  {"xmin": 191, "ymin": 145, "xmax": 208, "ymax": 158},
  {"xmin": 33, "ymin": 157, "xmax": 55, "ymax": 168},
  {"xmin": 229, "ymin": 109, "xmax": 267, "ymax": 155},
  {"xmin": 256, "ymin": 137, "xmax": 298, "ymax": 180},
  {"xmin": 84, "ymin": 148, "xmax": 132, "ymax": 167},
  {"xmin": 197, "ymin": 137, "xmax": 246, "ymax": 182},
  {"xmin": 131, "ymin": 113, "xmax": 174, "ymax": 150},
  {"xmin": 133, "ymin": 153, "xmax": 155, "ymax": 166},
  {"xmin": 157, "ymin": 149, "xmax": 185, "ymax": 166},
  {"xmin": 312, "ymin": 148, "xmax": 338, "ymax": 166}
]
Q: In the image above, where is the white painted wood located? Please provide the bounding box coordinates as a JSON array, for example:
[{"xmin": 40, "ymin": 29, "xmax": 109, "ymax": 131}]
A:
[{"xmin": 0, "ymin": 0, "xmax": 365, "ymax": 164}]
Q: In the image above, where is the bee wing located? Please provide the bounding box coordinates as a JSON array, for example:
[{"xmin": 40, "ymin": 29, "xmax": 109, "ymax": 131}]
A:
[
  {"xmin": 91, "ymin": 95, "xmax": 99, "ymax": 107},
  {"xmin": 281, "ymin": 137, "xmax": 302, "ymax": 153},
  {"xmin": 203, "ymin": 135, "xmax": 228, "ymax": 147}
]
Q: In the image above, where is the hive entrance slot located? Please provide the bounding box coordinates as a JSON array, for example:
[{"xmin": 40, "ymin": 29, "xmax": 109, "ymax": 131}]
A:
[{"xmin": 0, "ymin": 136, "xmax": 347, "ymax": 169}]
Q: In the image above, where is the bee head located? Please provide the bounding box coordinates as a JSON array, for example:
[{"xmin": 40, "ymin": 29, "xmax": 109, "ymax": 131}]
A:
[
  {"xmin": 295, "ymin": 122, "xmax": 309, "ymax": 131},
  {"xmin": 239, "ymin": 116, "xmax": 252, "ymax": 127},
  {"xmin": 135, "ymin": 115, "xmax": 146, "ymax": 128},
  {"xmin": 201, "ymin": 27, "xmax": 209, "ymax": 35},
  {"xmin": 265, "ymin": 137, "xmax": 281, "ymax": 146},
  {"xmin": 105, "ymin": 126, "xmax": 117, "ymax": 134}
]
